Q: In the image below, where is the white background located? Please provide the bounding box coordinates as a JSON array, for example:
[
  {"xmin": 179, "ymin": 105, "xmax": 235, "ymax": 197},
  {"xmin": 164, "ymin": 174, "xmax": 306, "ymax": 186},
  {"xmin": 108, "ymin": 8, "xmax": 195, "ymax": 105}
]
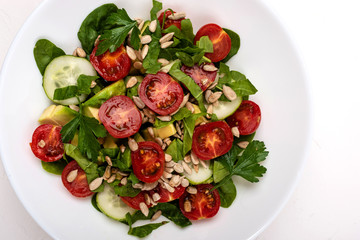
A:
[{"xmin": 0, "ymin": 0, "xmax": 359, "ymax": 239}]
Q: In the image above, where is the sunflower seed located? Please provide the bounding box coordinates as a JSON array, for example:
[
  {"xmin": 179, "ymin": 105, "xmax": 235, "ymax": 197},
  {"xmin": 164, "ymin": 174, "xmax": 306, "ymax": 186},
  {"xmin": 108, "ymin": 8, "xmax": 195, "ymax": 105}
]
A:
[
  {"xmin": 151, "ymin": 210, "xmax": 162, "ymax": 221},
  {"xmin": 143, "ymin": 108, "xmax": 156, "ymax": 117},
  {"xmin": 160, "ymin": 176, "xmax": 169, "ymax": 183},
  {"xmin": 154, "ymin": 137, "xmax": 163, "ymax": 146},
  {"xmin": 184, "ymin": 200, "xmax": 192, "ymax": 212},
  {"xmin": 184, "ymin": 155, "xmax": 191, "ymax": 163},
  {"xmin": 190, "ymin": 152, "xmax": 199, "ymax": 165},
  {"xmin": 173, "ymin": 133, "xmax": 181, "ymax": 139},
  {"xmin": 206, "ymin": 104, "xmax": 213, "ymax": 116},
  {"xmin": 157, "ymin": 115, "xmax": 171, "ymax": 121},
  {"xmin": 185, "ymin": 102, "xmax": 195, "ymax": 113},
  {"xmin": 165, "ymin": 153, "xmax": 172, "ymax": 162},
  {"xmin": 167, "ymin": 12, "xmax": 186, "ymax": 20},
  {"xmin": 144, "ymin": 193, "xmax": 151, "ymax": 205},
  {"xmin": 89, "ymin": 177, "xmax": 103, "ymax": 191},
  {"xmin": 201, "ymin": 78, "xmax": 209, "ymax": 85},
  {"xmin": 107, "ymin": 174, "xmax": 116, "ymax": 183},
  {"xmin": 120, "ymin": 177, "xmax": 128, "ymax": 185},
  {"xmin": 141, "ymin": 35, "xmax": 152, "ymax": 44},
  {"xmin": 199, "ymin": 159, "xmax": 209, "ymax": 169},
  {"xmin": 213, "ymin": 100, "xmax": 219, "ymax": 107},
  {"xmin": 76, "ymin": 47, "xmax": 86, "ymax": 58},
  {"xmin": 182, "ymin": 161, "xmax": 192, "ymax": 175},
  {"xmin": 135, "ymin": 50, "xmax": 143, "ymax": 61},
  {"xmin": 193, "ymin": 164, "xmax": 199, "ymax": 173},
  {"xmin": 166, "ymin": 161, "xmax": 175, "ymax": 168},
  {"xmin": 157, "ymin": 58, "xmax": 169, "ymax": 66},
  {"xmin": 94, "ymin": 35, "xmax": 101, "ymax": 46},
  {"xmin": 237, "ymin": 141, "xmax": 249, "ymax": 149},
  {"xmin": 186, "ymin": 186, "xmax": 197, "ymax": 194},
  {"xmin": 163, "ymin": 170, "xmax": 172, "ymax": 179},
  {"xmin": 159, "ymin": 32, "xmax": 175, "ymax": 44},
  {"xmin": 208, "ymin": 92, "xmax": 222, "ymax": 103},
  {"xmin": 119, "ymin": 145, "xmax": 126, "ymax": 153},
  {"xmin": 161, "ymin": 41, "xmax": 173, "ymax": 49},
  {"xmin": 141, "ymin": 44, "xmax": 149, "ymax": 59},
  {"xmin": 69, "ymin": 104, "xmax": 79, "ymax": 112},
  {"xmin": 203, "ymin": 64, "xmax": 218, "ymax": 72},
  {"xmin": 148, "ymin": 117, "xmax": 155, "ymax": 124},
  {"xmin": 165, "ymin": 167, "xmax": 174, "ymax": 173},
  {"xmin": 149, "ymin": 19, "xmax": 157, "ymax": 32},
  {"xmin": 205, "ymin": 90, "xmax": 212, "ymax": 103},
  {"xmin": 174, "ymin": 162, "xmax": 184, "ymax": 173},
  {"xmin": 133, "ymin": 61, "xmax": 143, "ymax": 70},
  {"xmin": 179, "ymin": 93, "xmax": 189, "ymax": 108},
  {"xmin": 133, "ymin": 96, "xmax": 145, "ymax": 109},
  {"xmin": 105, "ymin": 156, "xmax": 112, "ymax": 166},
  {"xmin": 208, "ymin": 77, "xmax": 219, "ymax": 89},
  {"xmin": 175, "ymin": 122, "xmax": 182, "ymax": 136},
  {"xmin": 142, "ymin": 181, "xmax": 158, "ymax": 191},
  {"xmin": 126, "ymin": 76, "xmax": 138, "ymax": 88},
  {"xmin": 142, "ymin": 116, "xmax": 149, "ymax": 124},
  {"xmin": 135, "ymin": 18, "xmax": 143, "ymax": 25},
  {"xmin": 128, "ymin": 138, "xmax": 138, "ymax": 151},
  {"xmin": 115, "ymin": 172, "xmax": 123, "ymax": 180},
  {"xmin": 118, "ymin": 170, "xmax": 129, "ymax": 177},
  {"xmin": 169, "ymin": 174, "xmax": 180, "ymax": 187},
  {"xmin": 146, "ymin": 127, "xmax": 154, "ymax": 138},
  {"xmin": 38, "ymin": 139, "xmax": 46, "ymax": 148},
  {"xmin": 164, "ymin": 182, "xmax": 175, "ymax": 193},
  {"xmin": 138, "ymin": 20, "xmax": 145, "ymax": 31},
  {"xmin": 181, "ymin": 178, "xmax": 189, "ymax": 188},
  {"xmin": 104, "ymin": 165, "xmax": 112, "ymax": 180},
  {"xmin": 231, "ymin": 127, "xmax": 240, "ymax": 138},
  {"xmin": 152, "ymin": 193, "xmax": 161, "ymax": 202},
  {"xmin": 66, "ymin": 169, "xmax": 78, "ymax": 183},
  {"xmin": 133, "ymin": 182, "xmax": 144, "ymax": 189},
  {"xmin": 126, "ymin": 46, "xmax": 137, "ymax": 61},
  {"xmin": 139, "ymin": 202, "xmax": 149, "ymax": 216},
  {"xmin": 164, "ymin": 138, "xmax": 172, "ymax": 146},
  {"xmin": 90, "ymin": 81, "xmax": 97, "ymax": 88},
  {"xmin": 223, "ymin": 85, "xmax": 237, "ymax": 101}
]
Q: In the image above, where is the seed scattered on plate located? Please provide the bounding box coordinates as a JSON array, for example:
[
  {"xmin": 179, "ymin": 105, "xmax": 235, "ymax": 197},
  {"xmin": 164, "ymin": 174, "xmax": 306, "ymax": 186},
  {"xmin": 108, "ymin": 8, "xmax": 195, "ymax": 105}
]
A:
[
  {"xmin": 66, "ymin": 169, "xmax": 78, "ymax": 183},
  {"xmin": 89, "ymin": 177, "xmax": 103, "ymax": 191}
]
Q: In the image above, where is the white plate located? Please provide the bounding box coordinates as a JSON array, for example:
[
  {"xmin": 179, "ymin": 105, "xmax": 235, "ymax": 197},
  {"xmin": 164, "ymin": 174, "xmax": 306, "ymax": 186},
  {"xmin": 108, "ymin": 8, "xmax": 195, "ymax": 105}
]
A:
[{"xmin": 0, "ymin": 0, "xmax": 311, "ymax": 239}]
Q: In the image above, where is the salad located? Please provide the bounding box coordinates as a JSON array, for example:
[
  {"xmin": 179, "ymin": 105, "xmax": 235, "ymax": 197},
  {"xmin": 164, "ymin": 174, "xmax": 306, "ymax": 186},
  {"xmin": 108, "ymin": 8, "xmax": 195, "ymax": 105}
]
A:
[{"xmin": 29, "ymin": 0, "xmax": 268, "ymax": 238}]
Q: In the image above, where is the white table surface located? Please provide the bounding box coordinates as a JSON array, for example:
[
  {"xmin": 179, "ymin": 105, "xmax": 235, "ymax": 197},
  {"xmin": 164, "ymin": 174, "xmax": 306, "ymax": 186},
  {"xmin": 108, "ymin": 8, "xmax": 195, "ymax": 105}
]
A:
[{"xmin": 1, "ymin": 0, "xmax": 359, "ymax": 239}]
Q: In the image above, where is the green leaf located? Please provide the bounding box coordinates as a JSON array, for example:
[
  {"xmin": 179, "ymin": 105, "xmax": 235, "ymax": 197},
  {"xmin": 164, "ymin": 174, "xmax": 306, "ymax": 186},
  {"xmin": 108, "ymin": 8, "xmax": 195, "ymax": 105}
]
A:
[
  {"xmin": 217, "ymin": 178, "xmax": 237, "ymax": 208},
  {"xmin": 162, "ymin": 19, "xmax": 194, "ymax": 42},
  {"xmin": 176, "ymin": 52, "xmax": 194, "ymax": 67},
  {"xmin": 33, "ymin": 39, "xmax": 65, "ymax": 75},
  {"xmin": 128, "ymin": 172, "xmax": 140, "ymax": 184},
  {"xmin": 91, "ymin": 194, "xmax": 102, "ymax": 213},
  {"xmin": 154, "ymin": 202, "xmax": 192, "ymax": 227},
  {"xmin": 196, "ymin": 36, "xmax": 213, "ymax": 53},
  {"xmin": 77, "ymin": 4, "xmax": 118, "ymax": 54},
  {"xmin": 221, "ymin": 28, "xmax": 241, "ymax": 63},
  {"xmin": 105, "ymin": 8, "xmax": 133, "ymax": 26},
  {"xmin": 60, "ymin": 114, "xmax": 80, "ymax": 143},
  {"xmin": 77, "ymin": 75, "xmax": 99, "ymax": 95},
  {"xmin": 182, "ymin": 113, "xmax": 206, "ymax": 155},
  {"xmin": 113, "ymin": 182, "xmax": 141, "ymax": 197},
  {"xmin": 215, "ymin": 144, "xmax": 242, "ymax": 173},
  {"xmin": 128, "ymin": 221, "xmax": 168, "ymax": 238},
  {"xmin": 130, "ymin": 26, "xmax": 141, "ymax": 50},
  {"xmin": 154, "ymin": 107, "xmax": 191, "ymax": 128},
  {"xmin": 150, "ymin": 0, "xmax": 163, "ymax": 20},
  {"xmin": 143, "ymin": 37, "xmax": 162, "ymax": 74},
  {"xmin": 113, "ymin": 147, "xmax": 132, "ymax": 171},
  {"xmin": 53, "ymin": 86, "xmax": 79, "ymax": 101},
  {"xmin": 213, "ymin": 160, "xmax": 230, "ymax": 183},
  {"xmin": 165, "ymin": 139, "xmax": 184, "ymax": 162},
  {"xmin": 41, "ymin": 159, "xmax": 67, "ymax": 175}
]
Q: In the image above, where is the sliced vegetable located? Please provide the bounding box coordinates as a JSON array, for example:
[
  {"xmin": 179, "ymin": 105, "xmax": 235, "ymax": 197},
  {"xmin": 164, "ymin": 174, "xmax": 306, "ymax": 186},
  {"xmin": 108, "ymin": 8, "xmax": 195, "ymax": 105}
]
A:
[
  {"xmin": 180, "ymin": 160, "xmax": 213, "ymax": 184},
  {"xmin": 158, "ymin": 10, "xmax": 184, "ymax": 30},
  {"xmin": 210, "ymin": 96, "xmax": 242, "ymax": 120},
  {"xmin": 181, "ymin": 63, "xmax": 217, "ymax": 91}
]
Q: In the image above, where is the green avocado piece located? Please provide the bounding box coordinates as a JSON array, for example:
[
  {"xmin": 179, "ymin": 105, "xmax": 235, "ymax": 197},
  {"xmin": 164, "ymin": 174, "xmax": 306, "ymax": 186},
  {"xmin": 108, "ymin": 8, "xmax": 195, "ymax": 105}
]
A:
[
  {"xmin": 134, "ymin": 132, "xmax": 145, "ymax": 142},
  {"xmin": 83, "ymin": 79, "xmax": 126, "ymax": 107},
  {"xmin": 38, "ymin": 105, "xmax": 78, "ymax": 126},
  {"xmin": 83, "ymin": 106, "xmax": 100, "ymax": 122},
  {"xmin": 154, "ymin": 124, "xmax": 177, "ymax": 139}
]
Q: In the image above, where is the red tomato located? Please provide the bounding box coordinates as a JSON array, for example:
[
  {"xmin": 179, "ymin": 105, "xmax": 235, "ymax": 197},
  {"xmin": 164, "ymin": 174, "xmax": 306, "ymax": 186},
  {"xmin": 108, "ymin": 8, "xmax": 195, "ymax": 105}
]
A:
[
  {"xmin": 131, "ymin": 141, "xmax": 165, "ymax": 183},
  {"xmin": 192, "ymin": 121, "xmax": 233, "ymax": 160},
  {"xmin": 61, "ymin": 160, "xmax": 94, "ymax": 198},
  {"xmin": 181, "ymin": 63, "xmax": 217, "ymax": 91},
  {"xmin": 158, "ymin": 10, "xmax": 184, "ymax": 30},
  {"xmin": 226, "ymin": 100, "xmax": 261, "ymax": 135},
  {"xmin": 90, "ymin": 44, "xmax": 131, "ymax": 81},
  {"xmin": 120, "ymin": 191, "xmax": 153, "ymax": 210},
  {"xmin": 99, "ymin": 95, "xmax": 142, "ymax": 138},
  {"xmin": 138, "ymin": 72, "xmax": 184, "ymax": 116},
  {"xmin": 149, "ymin": 185, "xmax": 186, "ymax": 203},
  {"xmin": 179, "ymin": 184, "xmax": 221, "ymax": 220},
  {"xmin": 194, "ymin": 23, "xmax": 231, "ymax": 62},
  {"xmin": 30, "ymin": 124, "xmax": 64, "ymax": 162}
]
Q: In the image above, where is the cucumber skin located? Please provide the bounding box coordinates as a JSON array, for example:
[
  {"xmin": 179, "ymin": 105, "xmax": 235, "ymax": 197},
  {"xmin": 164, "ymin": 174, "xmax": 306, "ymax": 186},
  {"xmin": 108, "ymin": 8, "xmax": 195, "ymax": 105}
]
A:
[{"xmin": 181, "ymin": 160, "xmax": 213, "ymax": 185}]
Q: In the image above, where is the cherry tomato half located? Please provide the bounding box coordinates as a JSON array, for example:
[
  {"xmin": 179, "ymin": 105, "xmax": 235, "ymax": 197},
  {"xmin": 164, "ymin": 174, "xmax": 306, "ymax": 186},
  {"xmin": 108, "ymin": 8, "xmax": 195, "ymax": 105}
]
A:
[
  {"xmin": 120, "ymin": 191, "xmax": 153, "ymax": 210},
  {"xmin": 226, "ymin": 100, "xmax": 261, "ymax": 135},
  {"xmin": 99, "ymin": 95, "xmax": 142, "ymax": 138},
  {"xmin": 131, "ymin": 141, "xmax": 165, "ymax": 183},
  {"xmin": 90, "ymin": 44, "xmax": 131, "ymax": 81},
  {"xmin": 158, "ymin": 10, "xmax": 184, "ymax": 30},
  {"xmin": 194, "ymin": 23, "xmax": 231, "ymax": 62},
  {"xmin": 149, "ymin": 185, "xmax": 186, "ymax": 203},
  {"xmin": 30, "ymin": 124, "xmax": 64, "ymax": 162},
  {"xmin": 181, "ymin": 63, "xmax": 217, "ymax": 91},
  {"xmin": 139, "ymin": 72, "xmax": 184, "ymax": 116},
  {"xmin": 179, "ymin": 184, "xmax": 221, "ymax": 220},
  {"xmin": 61, "ymin": 160, "xmax": 94, "ymax": 198},
  {"xmin": 192, "ymin": 121, "xmax": 233, "ymax": 160}
]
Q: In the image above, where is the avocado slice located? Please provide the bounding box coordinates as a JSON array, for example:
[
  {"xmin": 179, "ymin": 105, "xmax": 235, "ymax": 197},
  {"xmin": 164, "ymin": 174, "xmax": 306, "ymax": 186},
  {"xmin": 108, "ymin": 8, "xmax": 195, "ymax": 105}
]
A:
[
  {"xmin": 103, "ymin": 135, "xmax": 118, "ymax": 149},
  {"xmin": 192, "ymin": 104, "xmax": 208, "ymax": 126},
  {"xmin": 38, "ymin": 105, "xmax": 78, "ymax": 126},
  {"xmin": 154, "ymin": 124, "xmax": 177, "ymax": 139},
  {"xmin": 83, "ymin": 106, "xmax": 100, "ymax": 122},
  {"xmin": 134, "ymin": 132, "xmax": 145, "ymax": 142}
]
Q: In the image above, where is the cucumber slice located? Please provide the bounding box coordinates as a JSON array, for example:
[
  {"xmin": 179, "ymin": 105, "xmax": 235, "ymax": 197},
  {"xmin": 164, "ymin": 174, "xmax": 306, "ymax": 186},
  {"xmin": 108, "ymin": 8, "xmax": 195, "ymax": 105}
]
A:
[
  {"xmin": 96, "ymin": 183, "xmax": 136, "ymax": 221},
  {"xmin": 211, "ymin": 96, "xmax": 242, "ymax": 120},
  {"xmin": 43, "ymin": 55, "xmax": 97, "ymax": 105},
  {"xmin": 180, "ymin": 160, "xmax": 213, "ymax": 184}
]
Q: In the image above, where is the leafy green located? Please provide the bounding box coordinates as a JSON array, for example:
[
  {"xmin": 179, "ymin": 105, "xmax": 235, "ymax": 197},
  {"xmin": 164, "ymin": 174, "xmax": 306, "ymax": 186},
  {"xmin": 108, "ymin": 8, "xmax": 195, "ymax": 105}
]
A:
[
  {"xmin": 33, "ymin": 39, "xmax": 65, "ymax": 75},
  {"xmin": 165, "ymin": 139, "xmax": 184, "ymax": 162},
  {"xmin": 130, "ymin": 26, "xmax": 141, "ymax": 50},
  {"xmin": 128, "ymin": 172, "xmax": 140, "ymax": 184},
  {"xmin": 154, "ymin": 107, "xmax": 191, "ymax": 128},
  {"xmin": 221, "ymin": 28, "xmax": 241, "ymax": 63},
  {"xmin": 113, "ymin": 182, "xmax": 141, "ymax": 197},
  {"xmin": 96, "ymin": 9, "xmax": 139, "ymax": 55},
  {"xmin": 213, "ymin": 160, "xmax": 230, "ymax": 183},
  {"xmin": 125, "ymin": 212, "xmax": 168, "ymax": 238},
  {"xmin": 64, "ymin": 144, "xmax": 103, "ymax": 192},
  {"xmin": 142, "ymin": 21, "xmax": 163, "ymax": 74},
  {"xmin": 182, "ymin": 113, "xmax": 206, "ymax": 155},
  {"xmin": 91, "ymin": 194, "xmax": 102, "ymax": 213},
  {"xmin": 159, "ymin": 39, "xmax": 203, "ymax": 61},
  {"xmin": 169, "ymin": 60, "xmax": 205, "ymax": 111},
  {"xmin": 77, "ymin": 75, "xmax": 99, "ymax": 94},
  {"xmin": 217, "ymin": 178, "xmax": 237, "ymax": 208},
  {"xmin": 41, "ymin": 159, "xmax": 67, "ymax": 175},
  {"xmin": 176, "ymin": 52, "xmax": 194, "ymax": 67},
  {"xmin": 196, "ymin": 36, "xmax": 213, "ymax": 53},
  {"xmin": 113, "ymin": 147, "xmax": 132, "ymax": 171},
  {"xmin": 77, "ymin": 4, "xmax": 118, "ymax": 54},
  {"xmin": 150, "ymin": 0, "xmax": 163, "ymax": 20},
  {"xmin": 162, "ymin": 19, "xmax": 195, "ymax": 42}
]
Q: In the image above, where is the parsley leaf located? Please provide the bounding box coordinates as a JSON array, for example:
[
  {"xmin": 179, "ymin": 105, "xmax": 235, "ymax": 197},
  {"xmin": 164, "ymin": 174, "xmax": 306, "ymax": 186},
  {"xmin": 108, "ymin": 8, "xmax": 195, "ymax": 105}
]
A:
[
  {"xmin": 77, "ymin": 75, "xmax": 99, "ymax": 94},
  {"xmin": 182, "ymin": 112, "xmax": 206, "ymax": 156}
]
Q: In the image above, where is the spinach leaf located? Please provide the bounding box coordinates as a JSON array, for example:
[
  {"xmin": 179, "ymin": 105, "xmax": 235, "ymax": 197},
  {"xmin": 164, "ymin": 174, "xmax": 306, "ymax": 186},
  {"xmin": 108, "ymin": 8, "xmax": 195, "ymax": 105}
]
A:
[
  {"xmin": 33, "ymin": 39, "xmax": 65, "ymax": 75},
  {"xmin": 182, "ymin": 113, "xmax": 206, "ymax": 155},
  {"xmin": 213, "ymin": 160, "xmax": 230, "ymax": 183},
  {"xmin": 41, "ymin": 159, "xmax": 67, "ymax": 175},
  {"xmin": 176, "ymin": 52, "xmax": 194, "ymax": 67},
  {"xmin": 154, "ymin": 107, "xmax": 191, "ymax": 128},
  {"xmin": 77, "ymin": 4, "xmax": 118, "ymax": 54},
  {"xmin": 217, "ymin": 178, "xmax": 237, "ymax": 208},
  {"xmin": 126, "ymin": 212, "xmax": 168, "ymax": 238},
  {"xmin": 221, "ymin": 28, "xmax": 241, "ymax": 63},
  {"xmin": 150, "ymin": 0, "xmax": 163, "ymax": 20},
  {"xmin": 113, "ymin": 182, "xmax": 141, "ymax": 197},
  {"xmin": 77, "ymin": 75, "xmax": 99, "ymax": 94},
  {"xmin": 165, "ymin": 139, "xmax": 184, "ymax": 162},
  {"xmin": 196, "ymin": 36, "xmax": 213, "ymax": 53},
  {"xmin": 142, "ymin": 22, "xmax": 162, "ymax": 74},
  {"xmin": 128, "ymin": 172, "xmax": 140, "ymax": 184},
  {"xmin": 162, "ymin": 19, "xmax": 195, "ymax": 42},
  {"xmin": 113, "ymin": 147, "xmax": 132, "ymax": 171},
  {"xmin": 154, "ymin": 202, "xmax": 192, "ymax": 227},
  {"xmin": 91, "ymin": 194, "xmax": 102, "ymax": 213}
]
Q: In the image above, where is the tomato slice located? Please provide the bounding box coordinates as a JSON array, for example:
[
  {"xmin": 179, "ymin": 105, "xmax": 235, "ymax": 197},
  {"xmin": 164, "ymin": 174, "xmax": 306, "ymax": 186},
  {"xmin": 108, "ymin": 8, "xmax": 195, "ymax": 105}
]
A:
[
  {"xmin": 226, "ymin": 100, "xmax": 261, "ymax": 135},
  {"xmin": 181, "ymin": 63, "xmax": 217, "ymax": 91},
  {"xmin": 194, "ymin": 23, "xmax": 231, "ymax": 62},
  {"xmin": 158, "ymin": 10, "xmax": 184, "ymax": 30},
  {"xmin": 131, "ymin": 141, "xmax": 165, "ymax": 183},
  {"xmin": 138, "ymin": 72, "xmax": 184, "ymax": 115},
  {"xmin": 61, "ymin": 160, "xmax": 94, "ymax": 198},
  {"xmin": 30, "ymin": 124, "xmax": 64, "ymax": 162},
  {"xmin": 192, "ymin": 121, "xmax": 233, "ymax": 160},
  {"xmin": 120, "ymin": 191, "xmax": 153, "ymax": 210},
  {"xmin": 179, "ymin": 184, "xmax": 220, "ymax": 220},
  {"xmin": 149, "ymin": 185, "xmax": 186, "ymax": 203},
  {"xmin": 90, "ymin": 44, "xmax": 131, "ymax": 81},
  {"xmin": 99, "ymin": 95, "xmax": 142, "ymax": 138}
]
